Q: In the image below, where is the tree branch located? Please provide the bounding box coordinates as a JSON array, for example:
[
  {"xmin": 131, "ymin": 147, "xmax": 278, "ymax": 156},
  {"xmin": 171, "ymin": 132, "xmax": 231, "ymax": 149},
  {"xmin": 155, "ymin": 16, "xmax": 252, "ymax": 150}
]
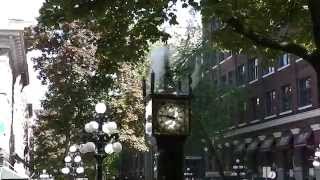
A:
[
  {"xmin": 308, "ymin": 0, "xmax": 320, "ymax": 49},
  {"xmin": 226, "ymin": 17, "xmax": 310, "ymax": 60}
]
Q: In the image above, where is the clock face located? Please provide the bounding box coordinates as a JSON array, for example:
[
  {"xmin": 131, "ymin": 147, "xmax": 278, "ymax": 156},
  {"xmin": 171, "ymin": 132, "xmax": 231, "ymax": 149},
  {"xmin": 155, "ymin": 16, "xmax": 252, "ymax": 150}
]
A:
[{"xmin": 157, "ymin": 103, "xmax": 186, "ymax": 133}]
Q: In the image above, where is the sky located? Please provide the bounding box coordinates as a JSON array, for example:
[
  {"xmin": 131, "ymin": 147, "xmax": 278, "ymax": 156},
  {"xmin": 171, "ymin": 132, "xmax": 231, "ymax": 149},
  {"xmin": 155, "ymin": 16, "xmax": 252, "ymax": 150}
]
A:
[{"xmin": 0, "ymin": 0, "xmax": 200, "ymax": 109}]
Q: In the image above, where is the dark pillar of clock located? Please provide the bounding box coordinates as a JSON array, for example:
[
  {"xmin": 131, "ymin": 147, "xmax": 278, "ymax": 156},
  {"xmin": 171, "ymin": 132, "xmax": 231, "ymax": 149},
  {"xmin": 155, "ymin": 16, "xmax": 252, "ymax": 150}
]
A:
[{"xmin": 155, "ymin": 135, "xmax": 186, "ymax": 180}]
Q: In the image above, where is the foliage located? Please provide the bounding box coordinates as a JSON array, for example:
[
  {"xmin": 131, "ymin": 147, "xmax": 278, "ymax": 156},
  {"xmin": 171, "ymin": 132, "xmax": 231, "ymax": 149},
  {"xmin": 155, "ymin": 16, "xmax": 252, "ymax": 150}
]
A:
[
  {"xmin": 26, "ymin": 21, "xmax": 147, "ymax": 178},
  {"xmin": 200, "ymin": 0, "xmax": 320, "ymax": 68}
]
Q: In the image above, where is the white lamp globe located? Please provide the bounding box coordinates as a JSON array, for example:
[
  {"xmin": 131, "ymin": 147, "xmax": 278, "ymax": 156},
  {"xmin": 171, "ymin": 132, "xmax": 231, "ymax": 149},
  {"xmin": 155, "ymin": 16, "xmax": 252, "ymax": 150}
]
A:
[
  {"xmin": 108, "ymin": 121, "xmax": 118, "ymax": 133},
  {"xmin": 61, "ymin": 167, "xmax": 70, "ymax": 174},
  {"xmin": 76, "ymin": 166, "xmax": 84, "ymax": 174},
  {"xmin": 74, "ymin": 155, "xmax": 82, "ymax": 163},
  {"xmin": 79, "ymin": 144, "xmax": 87, "ymax": 154},
  {"xmin": 90, "ymin": 121, "xmax": 99, "ymax": 132},
  {"xmin": 104, "ymin": 143, "xmax": 114, "ymax": 154},
  {"xmin": 313, "ymin": 160, "xmax": 320, "ymax": 167},
  {"xmin": 102, "ymin": 122, "xmax": 111, "ymax": 135},
  {"xmin": 95, "ymin": 103, "xmax": 106, "ymax": 114},
  {"xmin": 64, "ymin": 156, "xmax": 72, "ymax": 163},
  {"xmin": 86, "ymin": 142, "xmax": 96, "ymax": 152},
  {"xmin": 112, "ymin": 142, "xmax": 122, "ymax": 153},
  {"xmin": 316, "ymin": 151, "xmax": 320, "ymax": 157},
  {"xmin": 85, "ymin": 123, "xmax": 93, "ymax": 133},
  {"xmin": 69, "ymin": 145, "xmax": 77, "ymax": 153}
]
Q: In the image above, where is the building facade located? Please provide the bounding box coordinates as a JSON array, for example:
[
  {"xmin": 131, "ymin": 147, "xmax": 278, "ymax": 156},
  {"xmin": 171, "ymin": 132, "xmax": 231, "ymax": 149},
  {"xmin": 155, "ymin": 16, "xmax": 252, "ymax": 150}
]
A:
[
  {"xmin": 0, "ymin": 29, "xmax": 32, "ymax": 179},
  {"xmin": 201, "ymin": 50, "xmax": 320, "ymax": 180}
]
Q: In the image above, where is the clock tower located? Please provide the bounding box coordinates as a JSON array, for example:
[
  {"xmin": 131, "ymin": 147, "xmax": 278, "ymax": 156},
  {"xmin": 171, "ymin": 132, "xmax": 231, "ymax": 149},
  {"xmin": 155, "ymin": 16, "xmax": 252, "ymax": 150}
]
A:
[{"xmin": 144, "ymin": 72, "xmax": 192, "ymax": 180}]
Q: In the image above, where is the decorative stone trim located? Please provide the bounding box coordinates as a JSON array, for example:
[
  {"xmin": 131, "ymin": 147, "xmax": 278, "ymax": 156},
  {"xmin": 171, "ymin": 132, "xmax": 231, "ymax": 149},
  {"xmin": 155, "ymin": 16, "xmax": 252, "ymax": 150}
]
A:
[
  {"xmin": 258, "ymin": 135, "xmax": 266, "ymax": 141},
  {"xmin": 311, "ymin": 124, "xmax": 320, "ymax": 131},
  {"xmin": 245, "ymin": 138, "xmax": 252, "ymax": 143},
  {"xmin": 233, "ymin": 140, "xmax": 239, "ymax": 145},
  {"xmin": 262, "ymin": 71, "xmax": 275, "ymax": 78},
  {"xmin": 298, "ymin": 104, "xmax": 312, "ymax": 110},
  {"xmin": 277, "ymin": 64, "xmax": 290, "ymax": 71},
  {"xmin": 290, "ymin": 128, "xmax": 300, "ymax": 135},
  {"xmin": 224, "ymin": 108, "xmax": 320, "ymax": 138},
  {"xmin": 273, "ymin": 132, "xmax": 282, "ymax": 138},
  {"xmin": 264, "ymin": 114, "xmax": 277, "ymax": 120},
  {"xmin": 249, "ymin": 79, "xmax": 258, "ymax": 84},
  {"xmin": 250, "ymin": 119, "xmax": 260, "ymax": 124},
  {"xmin": 279, "ymin": 110, "xmax": 293, "ymax": 116},
  {"xmin": 238, "ymin": 123, "xmax": 247, "ymax": 127}
]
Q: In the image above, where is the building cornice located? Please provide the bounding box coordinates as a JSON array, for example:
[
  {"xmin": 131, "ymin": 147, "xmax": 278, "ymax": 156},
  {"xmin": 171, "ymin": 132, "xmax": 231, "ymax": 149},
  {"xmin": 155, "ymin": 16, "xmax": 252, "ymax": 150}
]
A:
[{"xmin": 224, "ymin": 108, "xmax": 320, "ymax": 138}]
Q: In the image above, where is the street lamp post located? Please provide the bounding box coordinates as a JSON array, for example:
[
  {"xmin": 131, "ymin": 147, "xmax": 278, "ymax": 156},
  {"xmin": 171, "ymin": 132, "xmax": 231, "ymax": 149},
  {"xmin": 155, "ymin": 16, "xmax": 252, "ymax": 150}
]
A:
[
  {"xmin": 39, "ymin": 169, "xmax": 53, "ymax": 180},
  {"xmin": 232, "ymin": 159, "xmax": 247, "ymax": 180},
  {"xmin": 82, "ymin": 102, "xmax": 122, "ymax": 180},
  {"xmin": 61, "ymin": 144, "xmax": 85, "ymax": 179}
]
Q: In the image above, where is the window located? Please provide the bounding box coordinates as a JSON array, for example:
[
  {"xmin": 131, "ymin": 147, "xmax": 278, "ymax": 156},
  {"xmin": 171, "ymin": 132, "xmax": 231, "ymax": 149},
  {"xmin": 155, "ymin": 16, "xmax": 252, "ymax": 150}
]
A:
[
  {"xmin": 266, "ymin": 90, "xmax": 276, "ymax": 116},
  {"xmin": 228, "ymin": 71, "xmax": 235, "ymax": 85},
  {"xmin": 248, "ymin": 58, "xmax": 259, "ymax": 81},
  {"xmin": 299, "ymin": 77, "xmax": 312, "ymax": 107},
  {"xmin": 237, "ymin": 64, "xmax": 246, "ymax": 85},
  {"xmin": 281, "ymin": 85, "xmax": 292, "ymax": 112},
  {"xmin": 279, "ymin": 53, "xmax": 290, "ymax": 67},
  {"xmin": 251, "ymin": 97, "xmax": 261, "ymax": 120}
]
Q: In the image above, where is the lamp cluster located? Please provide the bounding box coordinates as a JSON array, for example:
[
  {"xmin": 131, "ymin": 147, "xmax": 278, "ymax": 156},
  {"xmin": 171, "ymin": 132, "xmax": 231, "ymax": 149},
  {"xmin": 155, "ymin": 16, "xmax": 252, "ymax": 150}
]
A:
[
  {"xmin": 82, "ymin": 102, "xmax": 122, "ymax": 180},
  {"xmin": 83, "ymin": 103, "xmax": 122, "ymax": 155},
  {"xmin": 61, "ymin": 144, "xmax": 85, "ymax": 176},
  {"xmin": 231, "ymin": 159, "xmax": 247, "ymax": 177},
  {"xmin": 313, "ymin": 147, "xmax": 320, "ymax": 167},
  {"xmin": 39, "ymin": 169, "xmax": 53, "ymax": 179}
]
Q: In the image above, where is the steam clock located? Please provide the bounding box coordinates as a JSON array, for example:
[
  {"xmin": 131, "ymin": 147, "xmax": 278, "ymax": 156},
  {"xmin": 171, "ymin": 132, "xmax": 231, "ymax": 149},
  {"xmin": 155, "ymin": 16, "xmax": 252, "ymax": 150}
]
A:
[{"xmin": 144, "ymin": 72, "xmax": 192, "ymax": 180}]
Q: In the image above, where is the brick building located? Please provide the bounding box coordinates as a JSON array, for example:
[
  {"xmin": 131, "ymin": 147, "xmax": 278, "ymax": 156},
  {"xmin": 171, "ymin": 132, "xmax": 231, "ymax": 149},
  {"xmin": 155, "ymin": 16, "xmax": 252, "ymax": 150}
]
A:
[{"xmin": 202, "ymin": 50, "xmax": 320, "ymax": 180}]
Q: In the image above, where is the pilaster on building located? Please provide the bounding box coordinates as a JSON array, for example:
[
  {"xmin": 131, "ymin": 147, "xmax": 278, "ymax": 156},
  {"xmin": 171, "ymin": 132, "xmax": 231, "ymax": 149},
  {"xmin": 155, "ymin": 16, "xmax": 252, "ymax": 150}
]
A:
[{"xmin": 0, "ymin": 28, "xmax": 31, "ymax": 179}]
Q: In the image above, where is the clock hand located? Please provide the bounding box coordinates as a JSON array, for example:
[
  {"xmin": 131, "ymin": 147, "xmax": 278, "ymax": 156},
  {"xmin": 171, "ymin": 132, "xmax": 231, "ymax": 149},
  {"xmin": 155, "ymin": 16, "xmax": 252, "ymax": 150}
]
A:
[{"xmin": 158, "ymin": 114, "xmax": 176, "ymax": 120}]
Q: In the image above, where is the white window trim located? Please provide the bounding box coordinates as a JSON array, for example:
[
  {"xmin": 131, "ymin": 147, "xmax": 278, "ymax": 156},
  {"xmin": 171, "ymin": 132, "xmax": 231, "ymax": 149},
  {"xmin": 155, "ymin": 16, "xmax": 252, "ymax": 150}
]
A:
[
  {"xmin": 277, "ymin": 64, "xmax": 290, "ymax": 71},
  {"xmin": 212, "ymin": 65, "xmax": 218, "ymax": 70},
  {"xmin": 298, "ymin": 104, "xmax": 312, "ymax": 110},
  {"xmin": 250, "ymin": 119, "xmax": 260, "ymax": 124},
  {"xmin": 249, "ymin": 79, "xmax": 258, "ymax": 84},
  {"xmin": 262, "ymin": 71, "xmax": 275, "ymax": 78},
  {"xmin": 219, "ymin": 55, "xmax": 233, "ymax": 64},
  {"xmin": 296, "ymin": 58, "xmax": 303, "ymax": 62},
  {"xmin": 239, "ymin": 84, "xmax": 246, "ymax": 88},
  {"xmin": 238, "ymin": 122, "xmax": 247, "ymax": 127},
  {"xmin": 279, "ymin": 110, "xmax": 293, "ymax": 116},
  {"xmin": 264, "ymin": 114, "xmax": 277, "ymax": 120}
]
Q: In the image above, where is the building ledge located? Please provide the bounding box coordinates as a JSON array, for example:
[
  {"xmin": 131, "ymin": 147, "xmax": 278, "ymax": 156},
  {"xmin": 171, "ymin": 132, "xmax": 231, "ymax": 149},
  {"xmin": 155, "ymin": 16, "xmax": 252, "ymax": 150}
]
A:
[
  {"xmin": 249, "ymin": 79, "xmax": 258, "ymax": 84},
  {"xmin": 262, "ymin": 71, "xmax": 275, "ymax": 78},
  {"xmin": 224, "ymin": 108, "xmax": 320, "ymax": 138},
  {"xmin": 279, "ymin": 110, "xmax": 293, "ymax": 116},
  {"xmin": 277, "ymin": 64, "xmax": 290, "ymax": 71},
  {"xmin": 264, "ymin": 114, "xmax": 277, "ymax": 120},
  {"xmin": 298, "ymin": 104, "xmax": 312, "ymax": 110},
  {"xmin": 250, "ymin": 119, "xmax": 260, "ymax": 124}
]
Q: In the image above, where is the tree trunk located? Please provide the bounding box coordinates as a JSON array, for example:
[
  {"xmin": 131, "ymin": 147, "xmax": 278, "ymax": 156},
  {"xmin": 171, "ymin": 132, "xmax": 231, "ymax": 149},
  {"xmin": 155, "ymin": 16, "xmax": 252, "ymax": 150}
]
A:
[
  {"xmin": 197, "ymin": 120, "xmax": 226, "ymax": 180},
  {"xmin": 306, "ymin": 52, "xmax": 320, "ymax": 106}
]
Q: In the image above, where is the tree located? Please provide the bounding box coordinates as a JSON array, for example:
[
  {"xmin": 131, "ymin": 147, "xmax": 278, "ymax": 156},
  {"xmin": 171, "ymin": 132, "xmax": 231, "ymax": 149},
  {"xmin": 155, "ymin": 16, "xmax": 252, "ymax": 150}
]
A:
[
  {"xmin": 26, "ymin": 21, "xmax": 147, "ymax": 179},
  {"xmin": 200, "ymin": 0, "xmax": 320, "ymax": 100}
]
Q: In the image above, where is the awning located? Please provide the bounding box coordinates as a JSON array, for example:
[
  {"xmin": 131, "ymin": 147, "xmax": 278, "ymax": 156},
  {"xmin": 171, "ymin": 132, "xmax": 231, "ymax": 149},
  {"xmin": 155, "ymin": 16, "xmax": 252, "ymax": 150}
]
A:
[
  {"xmin": 294, "ymin": 131, "xmax": 312, "ymax": 147},
  {"xmin": 234, "ymin": 143, "xmax": 245, "ymax": 154},
  {"xmin": 247, "ymin": 140, "xmax": 259, "ymax": 152},
  {"xmin": 259, "ymin": 138, "xmax": 274, "ymax": 152},
  {"xmin": 276, "ymin": 135, "xmax": 292, "ymax": 149},
  {"xmin": 0, "ymin": 166, "xmax": 29, "ymax": 179}
]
